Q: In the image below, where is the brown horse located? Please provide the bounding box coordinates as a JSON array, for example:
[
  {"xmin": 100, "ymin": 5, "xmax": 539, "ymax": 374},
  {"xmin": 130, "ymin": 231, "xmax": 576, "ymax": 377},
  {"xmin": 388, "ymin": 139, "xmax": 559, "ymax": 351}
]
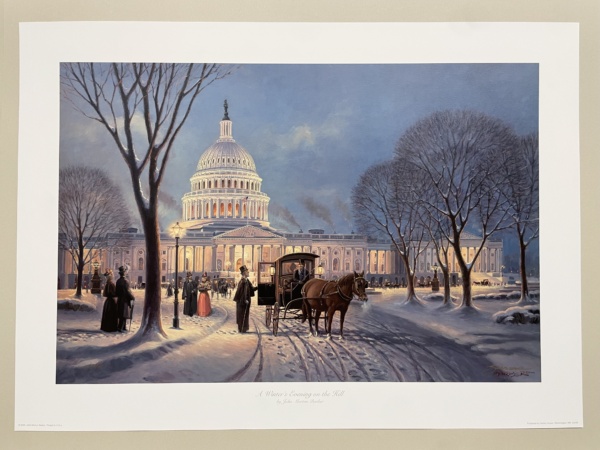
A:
[{"xmin": 301, "ymin": 271, "xmax": 368, "ymax": 340}]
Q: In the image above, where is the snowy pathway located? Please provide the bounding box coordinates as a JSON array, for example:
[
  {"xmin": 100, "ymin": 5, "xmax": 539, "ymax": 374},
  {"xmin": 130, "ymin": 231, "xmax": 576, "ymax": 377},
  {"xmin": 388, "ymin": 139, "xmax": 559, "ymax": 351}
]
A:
[{"xmin": 56, "ymin": 288, "xmax": 540, "ymax": 383}]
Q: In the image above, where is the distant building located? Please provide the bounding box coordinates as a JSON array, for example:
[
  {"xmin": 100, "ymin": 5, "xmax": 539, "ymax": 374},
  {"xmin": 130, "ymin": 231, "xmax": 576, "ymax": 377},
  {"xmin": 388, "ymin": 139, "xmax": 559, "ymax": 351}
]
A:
[{"xmin": 57, "ymin": 103, "xmax": 502, "ymax": 288}]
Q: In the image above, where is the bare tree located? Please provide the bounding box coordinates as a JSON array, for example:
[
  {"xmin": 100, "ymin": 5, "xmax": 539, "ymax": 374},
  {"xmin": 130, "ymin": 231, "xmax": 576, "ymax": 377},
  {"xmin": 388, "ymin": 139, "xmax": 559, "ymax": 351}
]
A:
[
  {"xmin": 396, "ymin": 110, "xmax": 520, "ymax": 309},
  {"xmin": 352, "ymin": 159, "xmax": 428, "ymax": 305},
  {"xmin": 58, "ymin": 166, "xmax": 130, "ymax": 297},
  {"xmin": 61, "ymin": 63, "xmax": 230, "ymax": 338},
  {"xmin": 499, "ymin": 133, "xmax": 539, "ymax": 304},
  {"xmin": 418, "ymin": 203, "xmax": 455, "ymax": 307}
]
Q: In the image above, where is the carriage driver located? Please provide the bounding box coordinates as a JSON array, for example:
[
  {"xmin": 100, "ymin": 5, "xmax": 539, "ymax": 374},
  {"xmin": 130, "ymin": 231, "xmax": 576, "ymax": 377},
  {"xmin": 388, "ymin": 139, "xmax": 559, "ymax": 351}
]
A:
[
  {"xmin": 293, "ymin": 260, "xmax": 309, "ymax": 289},
  {"xmin": 294, "ymin": 260, "xmax": 309, "ymax": 283}
]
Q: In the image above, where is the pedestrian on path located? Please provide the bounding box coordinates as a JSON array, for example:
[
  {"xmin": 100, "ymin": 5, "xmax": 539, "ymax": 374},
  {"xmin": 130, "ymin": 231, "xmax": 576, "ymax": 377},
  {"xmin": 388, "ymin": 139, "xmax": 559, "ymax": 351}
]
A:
[
  {"xmin": 197, "ymin": 272, "xmax": 212, "ymax": 317},
  {"xmin": 182, "ymin": 271, "xmax": 197, "ymax": 317},
  {"xmin": 115, "ymin": 265, "xmax": 135, "ymax": 332},
  {"xmin": 100, "ymin": 269, "xmax": 118, "ymax": 332},
  {"xmin": 233, "ymin": 265, "xmax": 257, "ymax": 333}
]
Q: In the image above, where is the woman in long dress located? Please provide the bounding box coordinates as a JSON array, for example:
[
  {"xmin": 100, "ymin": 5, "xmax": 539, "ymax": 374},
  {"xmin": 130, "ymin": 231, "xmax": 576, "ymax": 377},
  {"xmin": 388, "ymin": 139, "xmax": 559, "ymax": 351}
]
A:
[
  {"xmin": 100, "ymin": 270, "xmax": 118, "ymax": 332},
  {"xmin": 197, "ymin": 272, "xmax": 212, "ymax": 317}
]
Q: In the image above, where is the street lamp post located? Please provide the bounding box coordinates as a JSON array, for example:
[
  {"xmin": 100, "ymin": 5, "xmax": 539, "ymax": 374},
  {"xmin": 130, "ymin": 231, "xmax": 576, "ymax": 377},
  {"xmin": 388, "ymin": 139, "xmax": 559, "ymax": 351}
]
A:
[
  {"xmin": 501, "ymin": 265, "xmax": 505, "ymax": 286},
  {"xmin": 90, "ymin": 260, "xmax": 101, "ymax": 294},
  {"xmin": 431, "ymin": 263, "xmax": 440, "ymax": 292},
  {"xmin": 171, "ymin": 222, "xmax": 183, "ymax": 329}
]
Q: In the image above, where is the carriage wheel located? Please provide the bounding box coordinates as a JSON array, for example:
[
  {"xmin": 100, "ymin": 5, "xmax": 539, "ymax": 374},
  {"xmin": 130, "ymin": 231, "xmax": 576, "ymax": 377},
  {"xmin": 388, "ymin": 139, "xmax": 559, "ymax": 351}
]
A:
[
  {"xmin": 272, "ymin": 303, "xmax": 280, "ymax": 336},
  {"xmin": 265, "ymin": 306, "xmax": 272, "ymax": 327}
]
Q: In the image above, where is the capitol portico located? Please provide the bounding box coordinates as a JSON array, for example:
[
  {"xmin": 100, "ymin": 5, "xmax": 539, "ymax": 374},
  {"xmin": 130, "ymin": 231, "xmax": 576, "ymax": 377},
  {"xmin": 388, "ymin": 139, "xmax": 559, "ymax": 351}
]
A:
[{"xmin": 57, "ymin": 101, "xmax": 503, "ymax": 289}]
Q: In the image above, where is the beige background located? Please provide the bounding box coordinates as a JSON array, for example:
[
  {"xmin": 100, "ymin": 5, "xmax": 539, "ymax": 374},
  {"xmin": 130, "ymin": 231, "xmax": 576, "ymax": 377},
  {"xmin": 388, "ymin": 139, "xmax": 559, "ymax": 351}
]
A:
[{"xmin": 2, "ymin": 1, "xmax": 598, "ymax": 449}]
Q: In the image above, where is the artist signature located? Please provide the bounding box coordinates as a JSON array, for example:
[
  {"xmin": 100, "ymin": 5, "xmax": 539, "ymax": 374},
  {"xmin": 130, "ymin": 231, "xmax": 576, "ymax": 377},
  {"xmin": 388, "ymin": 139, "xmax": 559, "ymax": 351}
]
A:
[{"xmin": 491, "ymin": 365, "xmax": 535, "ymax": 378}]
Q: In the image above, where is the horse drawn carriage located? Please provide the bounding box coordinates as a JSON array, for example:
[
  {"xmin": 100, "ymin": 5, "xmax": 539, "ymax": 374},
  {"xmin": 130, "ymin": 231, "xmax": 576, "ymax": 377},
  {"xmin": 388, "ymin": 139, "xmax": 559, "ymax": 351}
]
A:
[
  {"xmin": 257, "ymin": 252, "xmax": 369, "ymax": 338},
  {"xmin": 257, "ymin": 252, "xmax": 318, "ymax": 336}
]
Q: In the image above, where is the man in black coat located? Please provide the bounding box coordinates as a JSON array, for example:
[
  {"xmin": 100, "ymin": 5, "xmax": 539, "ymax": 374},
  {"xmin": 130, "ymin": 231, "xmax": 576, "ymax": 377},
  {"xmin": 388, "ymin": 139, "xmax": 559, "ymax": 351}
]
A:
[
  {"xmin": 182, "ymin": 271, "xmax": 197, "ymax": 317},
  {"xmin": 115, "ymin": 265, "xmax": 135, "ymax": 332},
  {"xmin": 233, "ymin": 265, "xmax": 257, "ymax": 333},
  {"xmin": 292, "ymin": 260, "xmax": 309, "ymax": 298}
]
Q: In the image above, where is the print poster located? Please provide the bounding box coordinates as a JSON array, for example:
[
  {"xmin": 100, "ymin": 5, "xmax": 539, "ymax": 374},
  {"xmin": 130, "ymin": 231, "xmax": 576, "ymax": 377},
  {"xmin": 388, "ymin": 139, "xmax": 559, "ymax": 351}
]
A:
[{"xmin": 15, "ymin": 22, "xmax": 581, "ymax": 430}]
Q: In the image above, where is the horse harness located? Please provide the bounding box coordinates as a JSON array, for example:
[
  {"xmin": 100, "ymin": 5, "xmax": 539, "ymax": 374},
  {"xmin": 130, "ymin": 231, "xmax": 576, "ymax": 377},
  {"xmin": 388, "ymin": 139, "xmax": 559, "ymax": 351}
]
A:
[{"xmin": 302, "ymin": 275, "xmax": 365, "ymax": 304}]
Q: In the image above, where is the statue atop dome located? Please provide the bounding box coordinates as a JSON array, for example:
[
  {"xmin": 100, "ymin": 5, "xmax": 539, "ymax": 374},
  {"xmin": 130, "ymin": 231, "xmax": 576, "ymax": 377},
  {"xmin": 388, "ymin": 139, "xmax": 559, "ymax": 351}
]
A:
[{"xmin": 223, "ymin": 99, "xmax": 230, "ymax": 120}]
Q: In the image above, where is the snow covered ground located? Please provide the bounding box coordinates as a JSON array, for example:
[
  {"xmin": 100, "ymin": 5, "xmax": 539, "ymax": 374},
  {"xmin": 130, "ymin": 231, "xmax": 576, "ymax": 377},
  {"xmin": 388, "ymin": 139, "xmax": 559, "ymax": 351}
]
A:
[
  {"xmin": 56, "ymin": 285, "xmax": 540, "ymax": 383},
  {"xmin": 378, "ymin": 288, "xmax": 541, "ymax": 381}
]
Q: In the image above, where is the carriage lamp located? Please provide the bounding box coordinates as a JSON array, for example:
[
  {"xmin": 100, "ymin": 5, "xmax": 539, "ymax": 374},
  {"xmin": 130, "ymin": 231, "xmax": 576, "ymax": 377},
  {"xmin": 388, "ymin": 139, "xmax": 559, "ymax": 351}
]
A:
[
  {"xmin": 317, "ymin": 265, "xmax": 324, "ymax": 279},
  {"xmin": 269, "ymin": 265, "xmax": 275, "ymax": 283},
  {"xmin": 171, "ymin": 222, "xmax": 183, "ymax": 329}
]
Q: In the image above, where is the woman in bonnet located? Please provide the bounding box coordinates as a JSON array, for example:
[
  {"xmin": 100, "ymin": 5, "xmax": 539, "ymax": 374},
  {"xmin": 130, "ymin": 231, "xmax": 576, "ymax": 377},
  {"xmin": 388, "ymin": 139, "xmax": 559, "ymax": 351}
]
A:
[
  {"xmin": 100, "ymin": 269, "xmax": 118, "ymax": 332},
  {"xmin": 197, "ymin": 272, "xmax": 212, "ymax": 317}
]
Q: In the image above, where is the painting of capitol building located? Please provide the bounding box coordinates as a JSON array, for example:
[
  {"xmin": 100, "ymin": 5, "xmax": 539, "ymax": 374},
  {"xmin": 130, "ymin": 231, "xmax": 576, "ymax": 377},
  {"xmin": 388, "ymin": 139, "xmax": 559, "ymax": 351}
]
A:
[{"xmin": 57, "ymin": 104, "xmax": 503, "ymax": 289}]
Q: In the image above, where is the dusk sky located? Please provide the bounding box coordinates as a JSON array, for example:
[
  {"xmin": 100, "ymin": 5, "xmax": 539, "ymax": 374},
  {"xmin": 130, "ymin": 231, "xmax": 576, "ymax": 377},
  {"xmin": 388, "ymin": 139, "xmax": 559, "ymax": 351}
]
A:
[{"xmin": 59, "ymin": 63, "xmax": 539, "ymax": 234}]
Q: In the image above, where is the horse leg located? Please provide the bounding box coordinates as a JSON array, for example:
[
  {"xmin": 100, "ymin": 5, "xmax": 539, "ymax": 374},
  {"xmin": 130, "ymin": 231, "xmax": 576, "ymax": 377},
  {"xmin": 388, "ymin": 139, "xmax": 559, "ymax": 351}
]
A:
[
  {"xmin": 305, "ymin": 301, "xmax": 314, "ymax": 337},
  {"xmin": 325, "ymin": 308, "xmax": 335, "ymax": 340},
  {"xmin": 314, "ymin": 310, "xmax": 321, "ymax": 337},
  {"xmin": 338, "ymin": 308, "xmax": 347, "ymax": 341}
]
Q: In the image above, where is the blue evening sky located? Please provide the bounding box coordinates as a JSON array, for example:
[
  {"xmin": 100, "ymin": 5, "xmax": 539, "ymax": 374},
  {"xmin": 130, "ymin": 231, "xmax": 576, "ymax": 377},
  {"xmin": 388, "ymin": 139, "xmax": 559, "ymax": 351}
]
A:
[{"xmin": 59, "ymin": 63, "xmax": 539, "ymax": 234}]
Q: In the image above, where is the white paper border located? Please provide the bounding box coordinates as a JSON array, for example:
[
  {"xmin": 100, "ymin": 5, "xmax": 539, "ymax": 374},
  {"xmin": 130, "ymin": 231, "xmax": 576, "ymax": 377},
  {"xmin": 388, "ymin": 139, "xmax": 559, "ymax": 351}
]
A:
[{"xmin": 16, "ymin": 22, "xmax": 581, "ymax": 431}]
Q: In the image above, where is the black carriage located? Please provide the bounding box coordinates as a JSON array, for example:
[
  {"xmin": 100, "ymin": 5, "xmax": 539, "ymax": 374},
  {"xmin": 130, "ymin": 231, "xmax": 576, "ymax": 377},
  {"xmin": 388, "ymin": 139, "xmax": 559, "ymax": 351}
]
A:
[{"xmin": 257, "ymin": 252, "xmax": 319, "ymax": 336}]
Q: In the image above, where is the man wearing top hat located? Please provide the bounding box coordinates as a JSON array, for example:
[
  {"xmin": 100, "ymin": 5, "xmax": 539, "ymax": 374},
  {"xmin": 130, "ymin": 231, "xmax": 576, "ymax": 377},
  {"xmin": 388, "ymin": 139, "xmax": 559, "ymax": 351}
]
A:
[
  {"xmin": 115, "ymin": 265, "xmax": 135, "ymax": 332},
  {"xmin": 182, "ymin": 271, "xmax": 197, "ymax": 317},
  {"xmin": 233, "ymin": 265, "xmax": 257, "ymax": 333}
]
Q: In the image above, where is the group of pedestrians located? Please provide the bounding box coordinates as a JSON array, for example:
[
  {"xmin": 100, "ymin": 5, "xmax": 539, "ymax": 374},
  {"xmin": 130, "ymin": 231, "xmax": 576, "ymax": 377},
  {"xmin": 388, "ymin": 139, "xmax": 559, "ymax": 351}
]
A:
[
  {"xmin": 100, "ymin": 265, "xmax": 135, "ymax": 333},
  {"xmin": 182, "ymin": 271, "xmax": 212, "ymax": 317},
  {"xmin": 98, "ymin": 263, "xmax": 263, "ymax": 335}
]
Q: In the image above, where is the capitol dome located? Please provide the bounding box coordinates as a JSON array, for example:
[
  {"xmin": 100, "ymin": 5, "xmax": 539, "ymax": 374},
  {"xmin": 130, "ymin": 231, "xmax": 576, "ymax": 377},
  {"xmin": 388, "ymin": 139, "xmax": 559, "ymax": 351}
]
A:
[
  {"xmin": 196, "ymin": 138, "xmax": 256, "ymax": 173},
  {"xmin": 195, "ymin": 102, "xmax": 257, "ymax": 173},
  {"xmin": 180, "ymin": 100, "xmax": 271, "ymax": 231}
]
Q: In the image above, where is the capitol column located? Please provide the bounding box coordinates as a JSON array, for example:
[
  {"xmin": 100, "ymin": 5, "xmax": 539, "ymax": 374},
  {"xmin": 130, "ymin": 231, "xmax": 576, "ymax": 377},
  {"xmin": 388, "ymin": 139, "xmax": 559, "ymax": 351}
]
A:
[
  {"xmin": 192, "ymin": 245, "xmax": 196, "ymax": 273},
  {"xmin": 497, "ymin": 248, "xmax": 501, "ymax": 273},
  {"xmin": 211, "ymin": 244, "xmax": 217, "ymax": 272}
]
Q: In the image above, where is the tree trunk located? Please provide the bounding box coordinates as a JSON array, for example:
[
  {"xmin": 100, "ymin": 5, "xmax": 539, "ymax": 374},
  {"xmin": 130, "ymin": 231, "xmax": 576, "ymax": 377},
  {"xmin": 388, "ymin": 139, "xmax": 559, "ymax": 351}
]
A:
[
  {"xmin": 450, "ymin": 237, "xmax": 476, "ymax": 309},
  {"xmin": 75, "ymin": 247, "xmax": 84, "ymax": 297},
  {"xmin": 453, "ymin": 249, "xmax": 475, "ymax": 308},
  {"xmin": 401, "ymin": 254, "xmax": 420, "ymax": 304},
  {"xmin": 138, "ymin": 212, "xmax": 167, "ymax": 338},
  {"xmin": 460, "ymin": 269, "xmax": 474, "ymax": 307},
  {"xmin": 441, "ymin": 268, "xmax": 451, "ymax": 305},
  {"xmin": 517, "ymin": 233, "xmax": 534, "ymax": 304}
]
